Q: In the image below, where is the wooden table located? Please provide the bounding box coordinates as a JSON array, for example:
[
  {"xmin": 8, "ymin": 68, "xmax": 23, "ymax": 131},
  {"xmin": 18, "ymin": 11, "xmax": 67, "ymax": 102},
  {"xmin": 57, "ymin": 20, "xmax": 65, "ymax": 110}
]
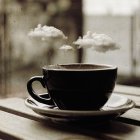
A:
[{"xmin": 0, "ymin": 85, "xmax": 140, "ymax": 140}]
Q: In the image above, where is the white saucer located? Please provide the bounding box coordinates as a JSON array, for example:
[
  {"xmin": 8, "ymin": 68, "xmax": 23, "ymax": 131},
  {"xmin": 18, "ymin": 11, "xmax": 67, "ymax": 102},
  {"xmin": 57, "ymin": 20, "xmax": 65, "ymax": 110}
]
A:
[{"xmin": 25, "ymin": 93, "xmax": 135, "ymax": 121}]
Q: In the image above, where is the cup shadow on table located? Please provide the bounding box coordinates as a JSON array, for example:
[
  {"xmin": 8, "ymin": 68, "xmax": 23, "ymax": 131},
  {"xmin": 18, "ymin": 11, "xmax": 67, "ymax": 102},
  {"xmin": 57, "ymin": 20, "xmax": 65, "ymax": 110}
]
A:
[{"xmin": 36, "ymin": 117, "xmax": 135, "ymax": 140}]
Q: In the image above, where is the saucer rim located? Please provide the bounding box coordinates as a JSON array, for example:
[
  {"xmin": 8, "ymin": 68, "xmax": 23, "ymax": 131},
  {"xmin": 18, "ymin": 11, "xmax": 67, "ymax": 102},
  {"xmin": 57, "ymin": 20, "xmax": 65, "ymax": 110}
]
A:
[{"xmin": 25, "ymin": 93, "xmax": 135, "ymax": 117}]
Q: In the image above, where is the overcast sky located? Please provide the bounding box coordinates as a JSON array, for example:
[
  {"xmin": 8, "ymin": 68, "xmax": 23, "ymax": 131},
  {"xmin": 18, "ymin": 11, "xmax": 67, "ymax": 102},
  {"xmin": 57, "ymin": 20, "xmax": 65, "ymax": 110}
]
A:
[{"xmin": 83, "ymin": 0, "xmax": 140, "ymax": 15}]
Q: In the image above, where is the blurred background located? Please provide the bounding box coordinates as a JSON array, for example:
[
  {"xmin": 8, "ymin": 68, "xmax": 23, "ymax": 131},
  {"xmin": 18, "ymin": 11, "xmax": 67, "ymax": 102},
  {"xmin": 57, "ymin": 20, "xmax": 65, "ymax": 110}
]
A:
[{"xmin": 0, "ymin": 0, "xmax": 140, "ymax": 99}]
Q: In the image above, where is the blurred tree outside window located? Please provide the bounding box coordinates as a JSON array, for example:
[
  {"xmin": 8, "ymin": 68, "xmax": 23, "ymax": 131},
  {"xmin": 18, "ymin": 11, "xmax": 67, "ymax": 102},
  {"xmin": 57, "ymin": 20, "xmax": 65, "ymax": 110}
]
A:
[{"xmin": 0, "ymin": 0, "xmax": 83, "ymax": 98}]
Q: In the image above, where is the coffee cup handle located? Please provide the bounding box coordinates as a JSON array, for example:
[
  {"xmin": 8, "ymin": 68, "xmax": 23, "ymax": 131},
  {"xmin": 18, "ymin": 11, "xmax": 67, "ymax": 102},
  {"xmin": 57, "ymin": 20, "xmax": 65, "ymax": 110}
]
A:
[{"xmin": 27, "ymin": 76, "xmax": 54, "ymax": 105}]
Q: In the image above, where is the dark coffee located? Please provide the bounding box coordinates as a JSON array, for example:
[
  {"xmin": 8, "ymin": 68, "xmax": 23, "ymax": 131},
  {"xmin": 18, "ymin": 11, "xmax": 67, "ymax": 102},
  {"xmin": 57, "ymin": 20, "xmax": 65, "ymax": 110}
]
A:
[
  {"xmin": 44, "ymin": 64, "xmax": 111, "ymax": 70},
  {"xmin": 27, "ymin": 63, "xmax": 117, "ymax": 110}
]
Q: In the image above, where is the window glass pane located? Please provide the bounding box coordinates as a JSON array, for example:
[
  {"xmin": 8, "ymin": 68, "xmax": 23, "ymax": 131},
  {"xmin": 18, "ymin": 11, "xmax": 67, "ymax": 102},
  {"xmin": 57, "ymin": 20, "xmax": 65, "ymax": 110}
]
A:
[{"xmin": 83, "ymin": 0, "xmax": 140, "ymax": 86}]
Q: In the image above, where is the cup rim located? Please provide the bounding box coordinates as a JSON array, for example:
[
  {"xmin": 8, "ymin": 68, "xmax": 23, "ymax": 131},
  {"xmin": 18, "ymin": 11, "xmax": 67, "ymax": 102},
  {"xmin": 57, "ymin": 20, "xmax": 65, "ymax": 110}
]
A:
[{"xmin": 43, "ymin": 63, "xmax": 117, "ymax": 71}]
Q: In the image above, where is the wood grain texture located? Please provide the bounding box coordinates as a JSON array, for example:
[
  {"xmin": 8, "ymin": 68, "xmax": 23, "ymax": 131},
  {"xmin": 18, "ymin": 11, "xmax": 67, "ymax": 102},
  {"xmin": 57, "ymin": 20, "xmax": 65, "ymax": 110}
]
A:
[
  {"xmin": 0, "ymin": 85, "xmax": 140, "ymax": 139},
  {"xmin": 115, "ymin": 85, "xmax": 140, "ymax": 96},
  {"xmin": 114, "ymin": 85, "xmax": 140, "ymax": 108},
  {"xmin": 0, "ymin": 110, "xmax": 140, "ymax": 140}
]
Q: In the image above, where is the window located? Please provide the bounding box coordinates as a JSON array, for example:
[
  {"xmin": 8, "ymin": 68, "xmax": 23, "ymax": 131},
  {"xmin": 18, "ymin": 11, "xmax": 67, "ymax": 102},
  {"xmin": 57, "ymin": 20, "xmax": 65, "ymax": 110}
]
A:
[
  {"xmin": 83, "ymin": 0, "xmax": 140, "ymax": 86},
  {"xmin": 0, "ymin": 0, "xmax": 139, "ymax": 99}
]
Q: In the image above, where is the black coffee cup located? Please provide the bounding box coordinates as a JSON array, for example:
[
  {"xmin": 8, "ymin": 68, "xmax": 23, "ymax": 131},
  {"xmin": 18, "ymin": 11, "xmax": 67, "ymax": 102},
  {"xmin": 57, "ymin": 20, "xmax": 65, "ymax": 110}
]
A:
[{"xmin": 27, "ymin": 63, "xmax": 117, "ymax": 110}]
